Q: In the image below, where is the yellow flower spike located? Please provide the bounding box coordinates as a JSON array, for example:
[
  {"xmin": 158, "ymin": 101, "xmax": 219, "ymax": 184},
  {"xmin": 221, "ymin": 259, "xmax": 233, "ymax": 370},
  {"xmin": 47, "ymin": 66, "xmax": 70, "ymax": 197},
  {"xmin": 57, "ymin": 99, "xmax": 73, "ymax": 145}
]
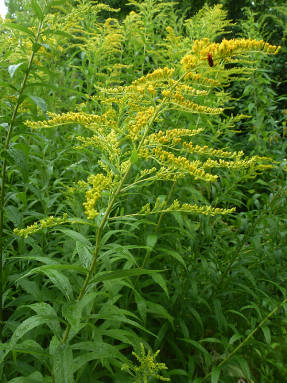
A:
[
  {"xmin": 14, "ymin": 214, "xmax": 69, "ymax": 238},
  {"xmin": 26, "ymin": 112, "xmax": 103, "ymax": 129},
  {"xmin": 82, "ymin": 173, "xmax": 113, "ymax": 219}
]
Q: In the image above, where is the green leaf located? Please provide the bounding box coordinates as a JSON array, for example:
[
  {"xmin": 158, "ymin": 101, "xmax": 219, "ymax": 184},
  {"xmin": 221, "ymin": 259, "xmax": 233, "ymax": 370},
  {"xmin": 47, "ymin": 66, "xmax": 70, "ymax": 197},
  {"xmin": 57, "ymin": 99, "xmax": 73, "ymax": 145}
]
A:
[
  {"xmin": 8, "ymin": 371, "xmax": 44, "ymax": 383},
  {"xmin": 27, "ymin": 95, "xmax": 47, "ymax": 112},
  {"xmin": 8, "ymin": 62, "xmax": 25, "ymax": 78},
  {"xmin": 76, "ymin": 242, "xmax": 92, "ymax": 269},
  {"xmin": 28, "ymin": 302, "xmax": 62, "ymax": 337},
  {"xmin": 211, "ymin": 366, "xmax": 221, "ymax": 383},
  {"xmin": 179, "ymin": 338, "xmax": 211, "ymax": 367},
  {"xmin": 130, "ymin": 147, "xmax": 138, "ymax": 164},
  {"xmin": 135, "ymin": 293, "xmax": 147, "ymax": 324},
  {"xmin": 151, "ymin": 272, "xmax": 169, "ymax": 297},
  {"xmin": 261, "ymin": 325, "xmax": 271, "ymax": 344},
  {"xmin": 147, "ymin": 302, "xmax": 174, "ymax": 325},
  {"xmin": 72, "ymin": 341, "xmax": 128, "ymax": 373},
  {"xmin": 62, "ymin": 292, "xmax": 97, "ymax": 334},
  {"xmin": 31, "ymin": 0, "xmax": 44, "ymax": 20},
  {"xmin": 5, "ymin": 23, "xmax": 35, "ymax": 37},
  {"xmin": 17, "ymin": 263, "xmax": 86, "ymax": 281},
  {"xmin": 146, "ymin": 233, "xmax": 157, "ymax": 249},
  {"xmin": 91, "ymin": 268, "xmax": 161, "ymax": 283},
  {"xmin": 157, "ymin": 247, "xmax": 187, "ymax": 269},
  {"xmin": 53, "ymin": 344, "xmax": 74, "ymax": 383},
  {"xmin": 17, "ymin": 265, "xmax": 83, "ymax": 300},
  {"xmin": 59, "ymin": 229, "xmax": 91, "ymax": 246},
  {"xmin": 5, "ymin": 205, "xmax": 22, "ymax": 226},
  {"xmin": 41, "ymin": 269, "xmax": 74, "ymax": 300},
  {"xmin": 10, "ymin": 316, "xmax": 46, "ymax": 349}
]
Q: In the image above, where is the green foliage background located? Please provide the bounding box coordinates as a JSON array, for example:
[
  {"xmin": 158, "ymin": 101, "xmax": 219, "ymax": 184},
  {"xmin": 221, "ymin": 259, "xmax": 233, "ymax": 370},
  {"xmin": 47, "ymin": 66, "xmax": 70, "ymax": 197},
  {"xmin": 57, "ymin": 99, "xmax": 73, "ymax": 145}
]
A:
[{"xmin": 0, "ymin": 1, "xmax": 286, "ymax": 382}]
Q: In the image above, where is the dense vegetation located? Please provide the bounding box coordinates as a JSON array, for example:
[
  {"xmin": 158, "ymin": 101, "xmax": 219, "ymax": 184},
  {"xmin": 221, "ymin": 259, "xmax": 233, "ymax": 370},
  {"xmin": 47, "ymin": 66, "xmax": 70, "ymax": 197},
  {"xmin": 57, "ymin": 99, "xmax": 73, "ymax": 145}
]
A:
[{"xmin": 0, "ymin": 1, "xmax": 286, "ymax": 382}]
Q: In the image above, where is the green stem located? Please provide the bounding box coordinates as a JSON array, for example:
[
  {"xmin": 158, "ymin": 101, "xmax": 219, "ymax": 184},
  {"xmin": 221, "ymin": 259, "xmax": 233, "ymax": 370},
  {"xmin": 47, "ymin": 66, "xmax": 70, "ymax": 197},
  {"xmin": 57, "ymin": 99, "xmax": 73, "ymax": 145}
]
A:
[
  {"xmin": 202, "ymin": 295, "xmax": 287, "ymax": 381},
  {"xmin": 0, "ymin": 21, "xmax": 43, "ymax": 339},
  {"xmin": 214, "ymin": 185, "xmax": 286, "ymax": 293},
  {"xmin": 62, "ymin": 69, "xmax": 191, "ymax": 342},
  {"xmin": 62, "ymin": 165, "xmax": 132, "ymax": 343}
]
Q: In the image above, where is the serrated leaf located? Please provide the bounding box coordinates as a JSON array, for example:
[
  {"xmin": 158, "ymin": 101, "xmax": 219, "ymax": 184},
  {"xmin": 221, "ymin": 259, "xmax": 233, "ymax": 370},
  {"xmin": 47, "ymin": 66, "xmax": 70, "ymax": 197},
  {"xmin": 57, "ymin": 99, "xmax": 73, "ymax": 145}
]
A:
[
  {"xmin": 8, "ymin": 62, "xmax": 25, "ymax": 78},
  {"xmin": 27, "ymin": 95, "xmax": 47, "ymax": 112},
  {"xmin": 53, "ymin": 344, "xmax": 74, "ymax": 383}
]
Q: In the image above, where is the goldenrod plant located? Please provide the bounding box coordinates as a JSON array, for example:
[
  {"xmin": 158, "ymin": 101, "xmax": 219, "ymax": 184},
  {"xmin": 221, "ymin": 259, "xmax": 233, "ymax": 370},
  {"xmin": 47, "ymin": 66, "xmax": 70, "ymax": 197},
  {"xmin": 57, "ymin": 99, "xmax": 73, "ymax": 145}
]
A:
[{"xmin": 0, "ymin": 1, "xmax": 286, "ymax": 382}]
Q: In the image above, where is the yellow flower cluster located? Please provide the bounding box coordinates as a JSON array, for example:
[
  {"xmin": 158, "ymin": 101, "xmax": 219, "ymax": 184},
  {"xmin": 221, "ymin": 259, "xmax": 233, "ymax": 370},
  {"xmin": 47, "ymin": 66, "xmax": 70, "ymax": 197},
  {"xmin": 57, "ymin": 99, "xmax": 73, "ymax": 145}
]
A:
[
  {"xmin": 82, "ymin": 173, "xmax": 112, "ymax": 219},
  {"xmin": 168, "ymin": 92, "xmax": 223, "ymax": 114},
  {"xmin": 183, "ymin": 142, "xmax": 244, "ymax": 159},
  {"xmin": 132, "ymin": 67, "xmax": 175, "ymax": 86},
  {"xmin": 143, "ymin": 128, "xmax": 202, "ymax": 148},
  {"xmin": 150, "ymin": 148, "xmax": 218, "ymax": 182},
  {"xmin": 202, "ymin": 157, "xmax": 257, "ymax": 169},
  {"xmin": 128, "ymin": 107, "xmax": 156, "ymax": 140},
  {"xmin": 183, "ymin": 72, "xmax": 221, "ymax": 86},
  {"xmin": 137, "ymin": 199, "xmax": 235, "ymax": 217},
  {"xmin": 201, "ymin": 38, "xmax": 280, "ymax": 59},
  {"xmin": 170, "ymin": 199, "xmax": 236, "ymax": 216},
  {"xmin": 181, "ymin": 38, "xmax": 280, "ymax": 71},
  {"xmin": 14, "ymin": 214, "xmax": 68, "ymax": 238},
  {"xmin": 121, "ymin": 343, "xmax": 170, "ymax": 382},
  {"xmin": 26, "ymin": 112, "xmax": 102, "ymax": 129}
]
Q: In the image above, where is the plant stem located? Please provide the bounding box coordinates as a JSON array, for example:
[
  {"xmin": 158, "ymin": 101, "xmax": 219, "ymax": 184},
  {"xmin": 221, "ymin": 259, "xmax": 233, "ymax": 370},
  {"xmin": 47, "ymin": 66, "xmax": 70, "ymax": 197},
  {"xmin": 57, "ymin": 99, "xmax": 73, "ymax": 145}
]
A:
[
  {"xmin": 214, "ymin": 185, "xmax": 286, "ymax": 294},
  {"xmin": 202, "ymin": 295, "xmax": 287, "ymax": 381},
  {"xmin": 62, "ymin": 164, "xmax": 132, "ymax": 343},
  {"xmin": 0, "ymin": 21, "xmax": 43, "ymax": 338},
  {"xmin": 62, "ymin": 69, "xmax": 190, "ymax": 342}
]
